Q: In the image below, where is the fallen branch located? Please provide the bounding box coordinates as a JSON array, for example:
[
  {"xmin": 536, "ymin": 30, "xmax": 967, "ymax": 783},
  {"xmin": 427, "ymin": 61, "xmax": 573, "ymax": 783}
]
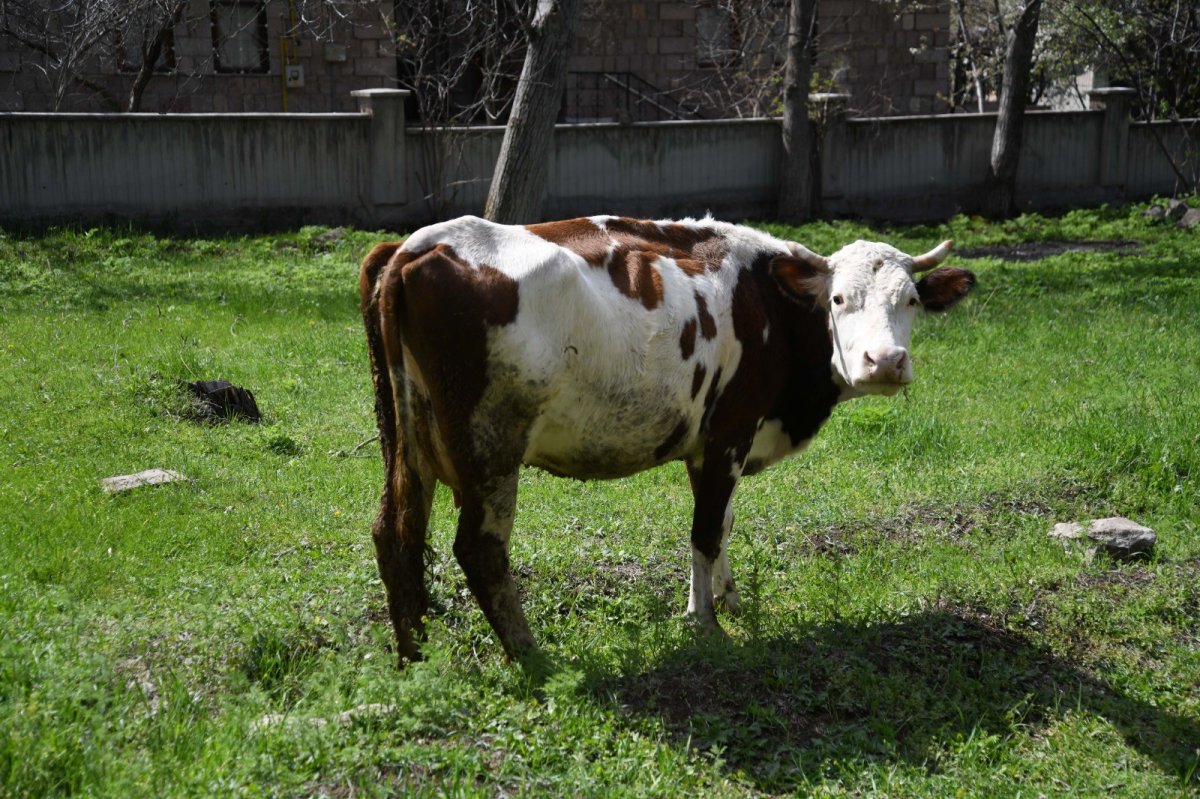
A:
[{"xmin": 329, "ymin": 434, "xmax": 379, "ymax": 458}]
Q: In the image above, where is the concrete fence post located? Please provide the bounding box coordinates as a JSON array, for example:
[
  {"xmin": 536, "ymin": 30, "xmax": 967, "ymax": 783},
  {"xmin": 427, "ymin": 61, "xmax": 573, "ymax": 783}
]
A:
[
  {"xmin": 352, "ymin": 88, "xmax": 411, "ymax": 221},
  {"xmin": 811, "ymin": 92, "xmax": 851, "ymax": 208},
  {"xmin": 1088, "ymin": 87, "xmax": 1136, "ymax": 196}
]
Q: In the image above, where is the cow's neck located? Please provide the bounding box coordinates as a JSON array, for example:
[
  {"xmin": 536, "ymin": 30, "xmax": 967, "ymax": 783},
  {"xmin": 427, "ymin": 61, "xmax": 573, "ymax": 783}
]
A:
[{"xmin": 762, "ymin": 276, "xmax": 842, "ymax": 453}]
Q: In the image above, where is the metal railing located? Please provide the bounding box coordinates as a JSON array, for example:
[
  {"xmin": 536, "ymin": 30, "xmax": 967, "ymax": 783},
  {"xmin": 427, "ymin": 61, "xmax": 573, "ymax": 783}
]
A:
[{"xmin": 562, "ymin": 71, "xmax": 705, "ymax": 123}]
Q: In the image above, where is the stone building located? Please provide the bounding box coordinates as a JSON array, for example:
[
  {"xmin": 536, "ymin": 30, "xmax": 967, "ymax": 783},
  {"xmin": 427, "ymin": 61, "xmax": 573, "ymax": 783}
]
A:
[
  {"xmin": 0, "ymin": 0, "xmax": 394, "ymax": 113},
  {"xmin": 567, "ymin": 0, "xmax": 951, "ymax": 120},
  {"xmin": 0, "ymin": 0, "xmax": 949, "ymax": 117}
]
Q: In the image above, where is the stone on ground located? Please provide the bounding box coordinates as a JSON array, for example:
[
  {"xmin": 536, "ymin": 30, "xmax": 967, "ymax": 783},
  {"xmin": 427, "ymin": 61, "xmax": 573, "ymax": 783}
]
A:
[
  {"xmin": 1166, "ymin": 198, "xmax": 1188, "ymax": 222},
  {"xmin": 102, "ymin": 468, "xmax": 186, "ymax": 493},
  {"xmin": 1177, "ymin": 208, "xmax": 1200, "ymax": 230},
  {"xmin": 1050, "ymin": 516, "xmax": 1156, "ymax": 559}
]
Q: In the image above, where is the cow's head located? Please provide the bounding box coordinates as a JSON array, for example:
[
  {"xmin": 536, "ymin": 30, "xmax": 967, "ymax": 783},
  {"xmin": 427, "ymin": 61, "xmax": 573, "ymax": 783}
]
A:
[{"xmin": 772, "ymin": 239, "xmax": 976, "ymax": 396}]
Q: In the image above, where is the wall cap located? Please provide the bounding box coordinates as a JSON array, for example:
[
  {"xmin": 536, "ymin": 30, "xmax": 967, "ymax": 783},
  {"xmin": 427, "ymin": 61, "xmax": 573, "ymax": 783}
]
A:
[
  {"xmin": 1087, "ymin": 87, "xmax": 1137, "ymax": 97},
  {"xmin": 350, "ymin": 88, "xmax": 412, "ymax": 99}
]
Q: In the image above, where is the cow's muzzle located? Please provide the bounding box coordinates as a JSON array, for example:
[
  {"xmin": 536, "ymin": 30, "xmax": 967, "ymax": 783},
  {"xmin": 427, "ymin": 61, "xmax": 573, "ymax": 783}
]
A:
[{"xmin": 857, "ymin": 347, "xmax": 912, "ymax": 394}]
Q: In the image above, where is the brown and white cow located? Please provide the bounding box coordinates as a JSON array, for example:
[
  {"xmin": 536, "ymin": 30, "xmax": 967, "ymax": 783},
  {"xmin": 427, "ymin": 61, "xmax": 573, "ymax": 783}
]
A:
[{"xmin": 360, "ymin": 215, "xmax": 975, "ymax": 664}]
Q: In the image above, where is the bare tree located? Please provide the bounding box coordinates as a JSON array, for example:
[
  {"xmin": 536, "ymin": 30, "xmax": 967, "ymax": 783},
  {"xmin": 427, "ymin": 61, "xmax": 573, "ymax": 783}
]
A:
[
  {"xmin": 681, "ymin": 0, "xmax": 788, "ymax": 119},
  {"xmin": 484, "ymin": 0, "xmax": 581, "ymax": 224},
  {"xmin": 1, "ymin": 0, "xmax": 124, "ymax": 109},
  {"xmin": 0, "ymin": 0, "xmax": 389, "ymax": 112},
  {"xmin": 776, "ymin": 0, "xmax": 818, "ymax": 222},
  {"xmin": 119, "ymin": 0, "xmax": 188, "ymax": 111},
  {"xmin": 1059, "ymin": 0, "xmax": 1199, "ymax": 192},
  {"xmin": 390, "ymin": 0, "xmax": 527, "ymax": 219},
  {"xmin": 980, "ymin": 0, "xmax": 1041, "ymax": 218},
  {"xmin": 950, "ymin": 0, "xmax": 989, "ymax": 112}
]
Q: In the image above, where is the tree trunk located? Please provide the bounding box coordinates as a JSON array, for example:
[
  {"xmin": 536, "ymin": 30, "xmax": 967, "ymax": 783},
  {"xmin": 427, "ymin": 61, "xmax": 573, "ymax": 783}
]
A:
[
  {"xmin": 776, "ymin": 0, "xmax": 819, "ymax": 223},
  {"xmin": 981, "ymin": 0, "xmax": 1042, "ymax": 218},
  {"xmin": 127, "ymin": 36, "xmax": 165, "ymax": 112},
  {"xmin": 126, "ymin": 4, "xmax": 185, "ymax": 112},
  {"xmin": 484, "ymin": 0, "xmax": 580, "ymax": 224}
]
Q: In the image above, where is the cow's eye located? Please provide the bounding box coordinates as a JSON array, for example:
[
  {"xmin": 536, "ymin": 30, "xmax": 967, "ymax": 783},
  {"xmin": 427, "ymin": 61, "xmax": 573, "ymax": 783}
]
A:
[
  {"xmin": 908, "ymin": 297, "xmax": 919, "ymax": 306},
  {"xmin": 832, "ymin": 295, "xmax": 845, "ymax": 306}
]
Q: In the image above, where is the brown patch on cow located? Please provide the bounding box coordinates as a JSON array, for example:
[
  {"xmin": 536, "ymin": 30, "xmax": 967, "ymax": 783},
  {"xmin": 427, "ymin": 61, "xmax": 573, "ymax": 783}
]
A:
[
  {"xmin": 674, "ymin": 258, "xmax": 707, "ymax": 276},
  {"xmin": 530, "ymin": 217, "xmax": 729, "ymax": 289},
  {"xmin": 604, "ymin": 218, "xmax": 728, "ymax": 273},
  {"xmin": 609, "ymin": 250, "xmax": 665, "ymax": 310},
  {"xmin": 476, "ymin": 264, "xmax": 520, "ymax": 324},
  {"xmin": 360, "ymin": 240, "xmax": 407, "ymax": 315},
  {"xmin": 679, "ymin": 318, "xmax": 698, "ymax": 360},
  {"xmin": 384, "ymin": 244, "xmax": 521, "ymax": 486},
  {"xmin": 654, "ymin": 420, "xmax": 690, "ymax": 461},
  {"xmin": 695, "ymin": 293, "xmax": 717, "ymax": 339},
  {"xmin": 692, "ymin": 236, "xmax": 730, "ymax": 271},
  {"xmin": 691, "ymin": 363, "xmax": 707, "ymax": 399},
  {"xmin": 525, "ymin": 218, "xmax": 610, "ymax": 266}
]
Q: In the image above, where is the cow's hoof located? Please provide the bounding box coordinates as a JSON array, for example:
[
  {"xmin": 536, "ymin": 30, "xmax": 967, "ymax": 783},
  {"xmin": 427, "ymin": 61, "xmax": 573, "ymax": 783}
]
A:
[
  {"xmin": 509, "ymin": 647, "xmax": 556, "ymax": 684},
  {"xmin": 391, "ymin": 621, "xmax": 426, "ymax": 668},
  {"xmin": 715, "ymin": 591, "xmax": 742, "ymax": 615},
  {"xmin": 685, "ymin": 610, "xmax": 728, "ymax": 638},
  {"xmin": 396, "ymin": 651, "xmax": 424, "ymax": 669}
]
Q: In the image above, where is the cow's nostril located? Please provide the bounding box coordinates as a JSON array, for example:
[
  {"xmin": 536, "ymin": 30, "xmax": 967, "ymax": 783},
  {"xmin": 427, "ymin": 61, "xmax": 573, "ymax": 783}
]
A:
[{"xmin": 863, "ymin": 352, "xmax": 876, "ymax": 367}]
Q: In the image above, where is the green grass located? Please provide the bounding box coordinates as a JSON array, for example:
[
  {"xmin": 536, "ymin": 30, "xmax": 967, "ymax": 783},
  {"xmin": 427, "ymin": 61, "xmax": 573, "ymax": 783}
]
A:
[{"xmin": 1, "ymin": 208, "xmax": 1197, "ymax": 797}]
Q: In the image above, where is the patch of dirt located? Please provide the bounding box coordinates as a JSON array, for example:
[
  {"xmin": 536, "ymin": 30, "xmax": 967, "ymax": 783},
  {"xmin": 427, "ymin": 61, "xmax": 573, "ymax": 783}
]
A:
[
  {"xmin": 806, "ymin": 505, "xmax": 977, "ymax": 555},
  {"xmin": 512, "ymin": 556, "xmax": 678, "ymax": 606},
  {"xmin": 1073, "ymin": 565, "xmax": 1159, "ymax": 592},
  {"xmin": 956, "ymin": 240, "xmax": 1140, "ymax": 262},
  {"xmin": 115, "ymin": 655, "xmax": 161, "ymax": 716},
  {"xmin": 802, "ymin": 481, "xmax": 1105, "ymax": 556},
  {"xmin": 311, "ymin": 227, "xmax": 348, "ymax": 249}
]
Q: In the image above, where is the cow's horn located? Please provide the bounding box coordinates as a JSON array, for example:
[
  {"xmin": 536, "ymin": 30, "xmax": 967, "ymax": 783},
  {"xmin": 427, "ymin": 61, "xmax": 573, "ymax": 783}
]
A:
[
  {"xmin": 788, "ymin": 242, "xmax": 829, "ymax": 270},
  {"xmin": 911, "ymin": 239, "xmax": 954, "ymax": 272}
]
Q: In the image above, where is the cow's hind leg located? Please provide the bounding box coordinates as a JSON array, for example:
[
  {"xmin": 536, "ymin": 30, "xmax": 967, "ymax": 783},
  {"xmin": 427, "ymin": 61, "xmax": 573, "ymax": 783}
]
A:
[
  {"xmin": 453, "ymin": 471, "xmax": 539, "ymax": 662},
  {"xmin": 361, "ymin": 240, "xmax": 437, "ymax": 665},
  {"xmin": 373, "ymin": 439, "xmax": 435, "ymax": 665}
]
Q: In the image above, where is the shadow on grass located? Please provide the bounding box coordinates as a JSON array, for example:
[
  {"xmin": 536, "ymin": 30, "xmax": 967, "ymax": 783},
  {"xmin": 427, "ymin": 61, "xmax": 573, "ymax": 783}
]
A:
[{"xmin": 588, "ymin": 609, "xmax": 1199, "ymax": 792}]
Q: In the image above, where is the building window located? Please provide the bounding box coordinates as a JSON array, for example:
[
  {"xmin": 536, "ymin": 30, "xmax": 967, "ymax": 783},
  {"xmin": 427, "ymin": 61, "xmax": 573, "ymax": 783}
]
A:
[
  {"xmin": 118, "ymin": 29, "xmax": 177, "ymax": 74},
  {"xmin": 211, "ymin": 1, "xmax": 269, "ymax": 73},
  {"xmin": 117, "ymin": 5, "xmax": 179, "ymax": 74},
  {"xmin": 696, "ymin": 3, "xmax": 735, "ymax": 68}
]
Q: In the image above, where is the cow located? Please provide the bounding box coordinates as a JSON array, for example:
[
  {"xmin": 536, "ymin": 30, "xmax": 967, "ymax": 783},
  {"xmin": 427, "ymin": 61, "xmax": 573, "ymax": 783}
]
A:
[{"xmin": 360, "ymin": 214, "xmax": 975, "ymax": 666}]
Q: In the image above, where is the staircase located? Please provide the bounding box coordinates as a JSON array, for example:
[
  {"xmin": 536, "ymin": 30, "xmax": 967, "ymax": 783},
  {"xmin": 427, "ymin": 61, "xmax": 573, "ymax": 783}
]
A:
[{"xmin": 562, "ymin": 72, "xmax": 705, "ymax": 123}]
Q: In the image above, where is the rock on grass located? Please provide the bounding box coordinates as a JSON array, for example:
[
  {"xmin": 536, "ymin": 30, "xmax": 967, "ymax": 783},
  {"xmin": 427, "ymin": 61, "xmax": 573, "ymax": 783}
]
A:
[{"xmin": 1050, "ymin": 516, "xmax": 1156, "ymax": 560}]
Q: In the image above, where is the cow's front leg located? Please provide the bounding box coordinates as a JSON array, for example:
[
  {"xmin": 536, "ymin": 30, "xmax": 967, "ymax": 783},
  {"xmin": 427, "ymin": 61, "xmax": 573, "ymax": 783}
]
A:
[
  {"xmin": 711, "ymin": 500, "xmax": 741, "ymax": 614},
  {"xmin": 685, "ymin": 456, "xmax": 743, "ymax": 633},
  {"xmin": 453, "ymin": 471, "xmax": 539, "ymax": 662}
]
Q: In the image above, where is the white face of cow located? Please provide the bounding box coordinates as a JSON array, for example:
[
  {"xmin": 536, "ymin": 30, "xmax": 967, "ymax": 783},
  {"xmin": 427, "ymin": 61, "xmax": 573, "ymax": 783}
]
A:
[{"xmin": 772, "ymin": 238, "xmax": 976, "ymax": 396}]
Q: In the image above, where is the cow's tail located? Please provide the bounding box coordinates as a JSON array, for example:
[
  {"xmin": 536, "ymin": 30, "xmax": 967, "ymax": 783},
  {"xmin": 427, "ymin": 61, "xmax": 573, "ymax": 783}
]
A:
[
  {"xmin": 360, "ymin": 239, "xmax": 432, "ymax": 663},
  {"xmin": 360, "ymin": 240, "xmax": 406, "ymax": 472}
]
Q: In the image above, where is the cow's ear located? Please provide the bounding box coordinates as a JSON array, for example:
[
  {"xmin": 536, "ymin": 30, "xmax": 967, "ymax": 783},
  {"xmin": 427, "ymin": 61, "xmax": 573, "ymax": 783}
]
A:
[
  {"xmin": 916, "ymin": 266, "xmax": 976, "ymax": 312},
  {"xmin": 771, "ymin": 253, "xmax": 830, "ymax": 306}
]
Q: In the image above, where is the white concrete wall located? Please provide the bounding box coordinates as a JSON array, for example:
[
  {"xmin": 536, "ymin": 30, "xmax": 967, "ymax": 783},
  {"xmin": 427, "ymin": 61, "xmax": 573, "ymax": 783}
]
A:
[
  {"xmin": 1, "ymin": 112, "xmax": 370, "ymax": 229},
  {"xmin": 0, "ymin": 93, "xmax": 1192, "ymax": 231},
  {"xmin": 1126, "ymin": 120, "xmax": 1200, "ymax": 198}
]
